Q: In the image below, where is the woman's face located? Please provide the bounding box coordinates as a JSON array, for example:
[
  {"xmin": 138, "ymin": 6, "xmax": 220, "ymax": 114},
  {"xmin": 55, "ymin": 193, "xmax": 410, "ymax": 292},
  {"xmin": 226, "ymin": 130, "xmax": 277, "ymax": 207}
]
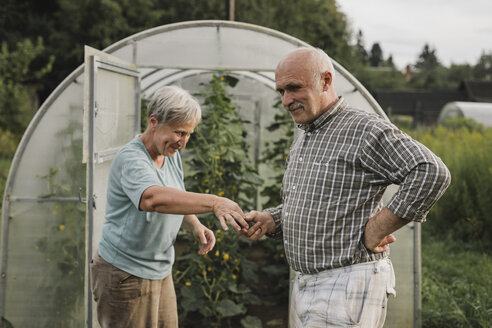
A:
[{"xmin": 151, "ymin": 119, "xmax": 196, "ymax": 157}]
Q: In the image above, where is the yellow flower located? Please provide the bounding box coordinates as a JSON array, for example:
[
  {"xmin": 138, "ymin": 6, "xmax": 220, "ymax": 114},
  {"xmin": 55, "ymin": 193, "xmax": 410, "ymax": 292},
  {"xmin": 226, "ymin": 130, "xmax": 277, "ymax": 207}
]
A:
[
  {"xmin": 215, "ymin": 250, "xmax": 220, "ymax": 257},
  {"xmin": 223, "ymin": 253, "xmax": 229, "ymax": 261},
  {"xmin": 218, "ymin": 191, "xmax": 225, "ymax": 196},
  {"xmin": 185, "ymin": 282, "xmax": 191, "ymax": 286},
  {"xmin": 232, "ymin": 274, "xmax": 237, "ymax": 280},
  {"xmin": 220, "ymin": 76, "xmax": 225, "ymax": 81},
  {"xmin": 215, "ymin": 155, "xmax": 220, "ymax": 160},
  {"xmin": 202, "ymin": 270, "xmax": 207, "ymax": 276},
  {"xmin": 59, "ymin": 225, "xmax": 65, "ymax": 231},
  {"xmin": 207, "ymin": 266, "xmax": 212, "ymax": 271},
  {"xmin": 205, "ymin": 189, "xmax": 209, "ymax": 193},
  {"xmin": 234, "ymin": 258, "xmax": 239, "ymax": 263},
  {"xmin": 68, "ymin": 271, "xmax": 73, "ymax": 275},
  {"xmin": 52, "ymin": 210, "xmax": 58, "ymax": 215},
  {"xmin": 216, "ymin": 229, "xmax": 221, "ymax": 234}
]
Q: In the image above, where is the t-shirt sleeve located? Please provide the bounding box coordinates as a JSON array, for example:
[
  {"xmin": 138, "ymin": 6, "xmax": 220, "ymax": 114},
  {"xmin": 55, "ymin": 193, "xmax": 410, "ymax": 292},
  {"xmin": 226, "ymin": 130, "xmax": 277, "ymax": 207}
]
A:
[{"xmin": 120, "ymin": 157, "xmax": 160, "ymax": 210}]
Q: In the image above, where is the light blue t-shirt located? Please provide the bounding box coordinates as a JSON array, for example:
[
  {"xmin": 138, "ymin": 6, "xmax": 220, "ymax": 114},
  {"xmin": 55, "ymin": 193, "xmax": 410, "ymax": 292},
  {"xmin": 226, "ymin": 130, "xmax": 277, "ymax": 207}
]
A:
[{"xmin": 98, "ymin": 135, "xmax": 185, "ymax": 280}]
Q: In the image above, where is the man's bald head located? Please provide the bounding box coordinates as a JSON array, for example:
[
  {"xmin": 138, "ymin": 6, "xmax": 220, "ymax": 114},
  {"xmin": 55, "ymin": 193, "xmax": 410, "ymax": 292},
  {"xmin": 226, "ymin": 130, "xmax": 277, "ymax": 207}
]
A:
[{"xmin": 274, "ymin": 47, "xmax": 339, "ymax": 124}]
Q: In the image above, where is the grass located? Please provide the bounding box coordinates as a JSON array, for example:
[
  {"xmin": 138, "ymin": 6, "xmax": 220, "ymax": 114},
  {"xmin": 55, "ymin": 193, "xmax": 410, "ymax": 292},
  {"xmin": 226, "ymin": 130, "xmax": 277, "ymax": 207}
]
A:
[{"xmin": 421, "ymin": 231, "xmax": 492, "ymax": 328}]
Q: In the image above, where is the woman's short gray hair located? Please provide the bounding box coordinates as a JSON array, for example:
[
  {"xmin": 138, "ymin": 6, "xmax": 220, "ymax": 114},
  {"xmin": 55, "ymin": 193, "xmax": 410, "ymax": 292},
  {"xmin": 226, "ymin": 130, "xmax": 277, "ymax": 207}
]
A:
[{"xmin": 147, "ymin": 85, "xmax": 201, "ymax": 126}]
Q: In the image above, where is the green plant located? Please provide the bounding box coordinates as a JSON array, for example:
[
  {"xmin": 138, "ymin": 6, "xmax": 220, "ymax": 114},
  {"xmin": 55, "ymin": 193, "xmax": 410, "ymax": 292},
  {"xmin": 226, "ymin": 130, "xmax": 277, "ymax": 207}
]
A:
[
  {"xmin": 0, "ymin": 37, "xmax": 53, "ymax": 137},
  {"xmin": 440, "ymin": 117, "xmax": 484, "ymax": 133},
  {"xmin": 421, "ymin": 237, "xmax": 492, "ymax": 327},
  {"xmin": 0, "ymin": 157, "xmax": 12, "ymax": 213},
  {"xmin": 34, "ymin": 108, "xmax": 86, "ymax": 327},
  {"xmin": 259, "ymin": 98, "xmax": 294, "ymax": 208},
  {"xmin": 174, "ymin": 74, "xmax": 263, "ymax": 327},
  {"xmin": 410, "ymin": 124, "xmax": 492, "ymax": 249},
  {"xmin": 249, "ymin": 97, "xmax": 293, "ymax": 325},
  {"xmin": 412, "ymin": 122, "xmax": 492, "ymax": 327}
]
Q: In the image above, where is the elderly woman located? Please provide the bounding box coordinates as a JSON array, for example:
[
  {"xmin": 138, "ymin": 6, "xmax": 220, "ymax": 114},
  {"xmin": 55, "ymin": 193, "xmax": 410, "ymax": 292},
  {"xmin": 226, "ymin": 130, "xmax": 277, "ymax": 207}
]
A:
[{"xmin": 91, "ymin": 85, "xmax": 247, "ymax": 328}]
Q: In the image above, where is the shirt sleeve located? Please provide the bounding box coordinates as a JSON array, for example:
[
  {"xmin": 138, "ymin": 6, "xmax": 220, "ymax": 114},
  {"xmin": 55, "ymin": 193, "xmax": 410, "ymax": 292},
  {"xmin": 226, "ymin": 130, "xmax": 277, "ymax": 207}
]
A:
[
  {"xmin": 264, "ymin": 204, "xmax": 283, "ymax": 239},
  {"xmin": 120, "ymin": 157, "xmax": 160, "ymax": 210},
  {"xmin": 360, "ymin": 120, "xmax": 451, "ymax": 222}
]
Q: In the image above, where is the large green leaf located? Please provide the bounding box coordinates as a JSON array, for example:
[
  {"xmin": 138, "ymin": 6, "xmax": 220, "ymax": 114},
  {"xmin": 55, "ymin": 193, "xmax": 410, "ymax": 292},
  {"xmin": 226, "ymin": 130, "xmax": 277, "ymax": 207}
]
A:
[
  {"xmin": 216, "ymin": 299, "xmax": 246, "ymax": 317},
  {"xmin": 228, "ymin": 282, "xmax": 251, "ymax": 294},
  {"xmin": 240, "ymin": 315, "xmax": 263, "ymax": 328},
  {"xmin": 180, "ymin": 285, "xmax": 206, "ymax": 312}
]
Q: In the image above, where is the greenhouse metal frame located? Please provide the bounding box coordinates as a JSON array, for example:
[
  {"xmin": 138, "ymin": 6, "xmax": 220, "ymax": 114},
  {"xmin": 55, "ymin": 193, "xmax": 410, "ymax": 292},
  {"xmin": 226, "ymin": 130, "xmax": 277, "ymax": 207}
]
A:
[{"xmin": 0, "ymin": 20, "xmax": 419, "ymax": 327}]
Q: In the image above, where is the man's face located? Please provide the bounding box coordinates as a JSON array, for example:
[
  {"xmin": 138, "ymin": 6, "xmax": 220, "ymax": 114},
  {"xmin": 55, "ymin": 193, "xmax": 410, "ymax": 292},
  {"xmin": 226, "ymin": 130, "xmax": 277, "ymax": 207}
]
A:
[
  {"xmin": 152, "ymin": 119, "xmax": 195, "ymax": 157},
  {"xmin": 275, "ymin": 56, "xmax": 324, "ymax": 125}
]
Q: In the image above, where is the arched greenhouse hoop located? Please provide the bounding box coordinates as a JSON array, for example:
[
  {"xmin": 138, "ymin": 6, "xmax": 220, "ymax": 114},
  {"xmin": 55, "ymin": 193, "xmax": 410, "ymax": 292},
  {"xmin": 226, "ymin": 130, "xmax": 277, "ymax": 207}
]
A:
[{"xmin": 0, "ymin": 20, "xmax": 419, "ymax": 327}]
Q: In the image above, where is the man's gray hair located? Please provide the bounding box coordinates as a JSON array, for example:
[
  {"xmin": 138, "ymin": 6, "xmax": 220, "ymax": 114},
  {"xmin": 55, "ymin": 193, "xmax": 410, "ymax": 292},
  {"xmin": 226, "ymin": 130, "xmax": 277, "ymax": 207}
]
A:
[
  {"xmin": 312, "ymin": 48, "xmax": 336, "ymax": 82},
  {"xmin": 147, "ymin": 85, "xmax": 201, "ymax": 125}
]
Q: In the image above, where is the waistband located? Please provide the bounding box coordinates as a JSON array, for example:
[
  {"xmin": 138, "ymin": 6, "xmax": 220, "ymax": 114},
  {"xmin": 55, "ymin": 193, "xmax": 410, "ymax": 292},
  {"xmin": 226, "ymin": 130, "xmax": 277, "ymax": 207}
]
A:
[{"xmin": 295, "ymin": 257, "xmax": 392, "ymax": 278}]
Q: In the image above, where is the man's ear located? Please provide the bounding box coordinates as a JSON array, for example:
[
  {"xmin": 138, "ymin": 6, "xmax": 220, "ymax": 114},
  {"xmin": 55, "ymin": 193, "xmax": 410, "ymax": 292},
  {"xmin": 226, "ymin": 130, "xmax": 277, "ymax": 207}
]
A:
[{"xmin": 322, "ymin": 71, "xmax": 332, "ymax": 91}]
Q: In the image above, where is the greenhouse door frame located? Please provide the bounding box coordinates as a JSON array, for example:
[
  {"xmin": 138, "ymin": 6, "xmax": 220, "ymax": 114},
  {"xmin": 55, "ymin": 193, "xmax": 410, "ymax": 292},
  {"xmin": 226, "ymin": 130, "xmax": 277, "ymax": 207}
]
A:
[{"xmin": 84, "ymin": 46, "xmax": 140, "ymax": 327}]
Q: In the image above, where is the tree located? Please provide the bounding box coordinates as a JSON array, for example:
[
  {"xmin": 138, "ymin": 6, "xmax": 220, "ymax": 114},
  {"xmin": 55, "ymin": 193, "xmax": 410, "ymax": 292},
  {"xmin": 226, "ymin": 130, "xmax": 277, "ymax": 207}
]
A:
[
  {"xmin": 369, "ymin": 42, "xmax": 383, "ymax": 67},
  {"xmin": 355, "ymin": 30, "xmax": 369, "ymax": 64},
  {"xmin": 386, "ymin": 55, "xmax": 395, "ymax": 68},
  {"xmin": 415, "ymin": 43, "xmax": 439, "ymax": 71},
  {"xmin": 0, "ymin": 38, "xmax": 53, "ymax": 136},
  {"xmin": 235, "ymin": 0, "xmax": 353, "ymax": 67},
  {"xmin": 473, "ymin": 52, "xmax": 492, "ymax": 80},
  {"xmin": 407, "ymin": 43, "xmax": 446, "ymax": 89},
  {"xmin": 1, "ymin": 0, "xmax": 354, "ymax": 104}
]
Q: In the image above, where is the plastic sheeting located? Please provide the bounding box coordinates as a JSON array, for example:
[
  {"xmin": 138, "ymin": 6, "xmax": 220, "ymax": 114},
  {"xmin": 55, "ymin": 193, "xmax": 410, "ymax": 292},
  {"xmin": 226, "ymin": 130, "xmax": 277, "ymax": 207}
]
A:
[{"xmin": 1, "ymin": 20, "xmax": 416, "ymax": 327}]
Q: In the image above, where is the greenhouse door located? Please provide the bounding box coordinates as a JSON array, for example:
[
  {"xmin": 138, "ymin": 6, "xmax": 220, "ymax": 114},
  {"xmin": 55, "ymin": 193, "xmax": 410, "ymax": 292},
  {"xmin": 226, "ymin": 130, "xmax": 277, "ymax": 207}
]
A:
[{"xmin": 83, "ymin": 46, "xmax": 140, "ymax": 327}]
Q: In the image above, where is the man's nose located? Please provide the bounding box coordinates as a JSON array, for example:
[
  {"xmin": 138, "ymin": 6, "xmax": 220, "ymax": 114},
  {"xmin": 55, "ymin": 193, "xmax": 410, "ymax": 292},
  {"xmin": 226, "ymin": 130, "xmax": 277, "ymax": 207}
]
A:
[{"xmin": 282, "ymin": 92, "xmax": 294, "ymax": 107}]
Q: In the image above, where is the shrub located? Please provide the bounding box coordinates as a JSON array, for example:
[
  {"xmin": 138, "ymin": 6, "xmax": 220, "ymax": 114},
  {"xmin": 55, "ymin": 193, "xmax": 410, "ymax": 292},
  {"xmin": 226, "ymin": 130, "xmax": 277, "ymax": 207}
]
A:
[
  {"xmin": 422, "ymin": 237, "xmax": 491, "ymax": 327},
  {"xmin": 410, "ymin": 122, "xmax": 492, "ymax": 250}
]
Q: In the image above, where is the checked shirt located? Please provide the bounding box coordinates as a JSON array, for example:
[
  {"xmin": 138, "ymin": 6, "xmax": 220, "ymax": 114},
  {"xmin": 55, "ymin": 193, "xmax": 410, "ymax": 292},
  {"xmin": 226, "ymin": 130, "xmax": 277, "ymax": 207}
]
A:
[{"xmin": 266, "ymin": 97, "xmax": 451, "ymax": 274}]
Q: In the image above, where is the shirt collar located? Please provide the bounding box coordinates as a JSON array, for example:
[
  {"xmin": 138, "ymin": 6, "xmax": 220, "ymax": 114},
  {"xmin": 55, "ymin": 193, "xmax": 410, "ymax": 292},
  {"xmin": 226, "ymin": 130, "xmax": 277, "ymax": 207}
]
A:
[{"xmin": 297, "ymin": 96, "xmax": 346, "ymax": 132}]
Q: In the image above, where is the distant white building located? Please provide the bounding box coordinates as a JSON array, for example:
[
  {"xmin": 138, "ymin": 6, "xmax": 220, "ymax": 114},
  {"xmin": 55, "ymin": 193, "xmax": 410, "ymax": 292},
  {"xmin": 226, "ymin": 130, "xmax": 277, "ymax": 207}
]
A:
[{"xmin": 438, "ymin": 101, "xmax": 492, "ymax": 127}]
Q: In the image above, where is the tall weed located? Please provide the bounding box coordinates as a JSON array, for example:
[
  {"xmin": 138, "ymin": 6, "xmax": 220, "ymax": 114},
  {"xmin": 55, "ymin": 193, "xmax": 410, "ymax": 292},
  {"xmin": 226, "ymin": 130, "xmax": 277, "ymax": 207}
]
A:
[
  {"xmin": 410, "ymin": 123, "xmax": 492, "ymax": 249},
  {"xmin": 421, "ymin": 237, "xmax": 491, "ymax": 327}
]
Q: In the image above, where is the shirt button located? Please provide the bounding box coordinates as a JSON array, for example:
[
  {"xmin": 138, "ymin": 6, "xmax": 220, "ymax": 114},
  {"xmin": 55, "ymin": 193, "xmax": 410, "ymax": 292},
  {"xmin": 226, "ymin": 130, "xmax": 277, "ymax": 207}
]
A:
[
  {"xmin": 299, "ymin": 157, "xmax": 303, "ymax": 162},
  {"xmin": 292, "ymin": 185, "xmax": 296, "ymax": 190}
]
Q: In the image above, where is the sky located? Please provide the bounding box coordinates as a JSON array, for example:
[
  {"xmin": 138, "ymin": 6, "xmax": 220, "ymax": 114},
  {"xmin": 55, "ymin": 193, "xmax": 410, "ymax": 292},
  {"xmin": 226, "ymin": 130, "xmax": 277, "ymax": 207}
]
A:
[{"xmin": 337, "ymin": 0, "xmax": 492, "ymax": 70}]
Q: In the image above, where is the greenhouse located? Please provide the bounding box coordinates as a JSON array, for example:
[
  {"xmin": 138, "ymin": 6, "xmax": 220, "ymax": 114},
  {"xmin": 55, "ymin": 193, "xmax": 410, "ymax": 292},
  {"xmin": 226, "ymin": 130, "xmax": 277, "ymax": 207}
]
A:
[
  {"xmin": 438, "ymin": 101, "xmax": 492, "ymax": 127},
  {"xmin": 1, "ymin": 20, "xmax": 419, "ymax": 327}
]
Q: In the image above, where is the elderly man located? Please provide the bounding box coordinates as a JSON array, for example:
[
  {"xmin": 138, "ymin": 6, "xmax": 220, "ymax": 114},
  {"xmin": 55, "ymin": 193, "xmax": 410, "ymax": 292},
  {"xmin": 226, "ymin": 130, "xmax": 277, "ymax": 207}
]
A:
[
  {"xmin": 244, "ymin": 48, "xmax": 451, "ymax": 327},
  {"xmin": 91, "ymin": 85, "xmax": 247, "ymax": 328}
]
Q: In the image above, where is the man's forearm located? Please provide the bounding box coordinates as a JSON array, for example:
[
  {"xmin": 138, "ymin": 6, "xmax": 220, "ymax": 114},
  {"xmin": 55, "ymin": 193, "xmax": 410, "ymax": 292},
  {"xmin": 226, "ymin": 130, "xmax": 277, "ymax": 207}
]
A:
[{"xmin": 364, "ymin": 207, "xmax": 409, "ymax": 250}]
